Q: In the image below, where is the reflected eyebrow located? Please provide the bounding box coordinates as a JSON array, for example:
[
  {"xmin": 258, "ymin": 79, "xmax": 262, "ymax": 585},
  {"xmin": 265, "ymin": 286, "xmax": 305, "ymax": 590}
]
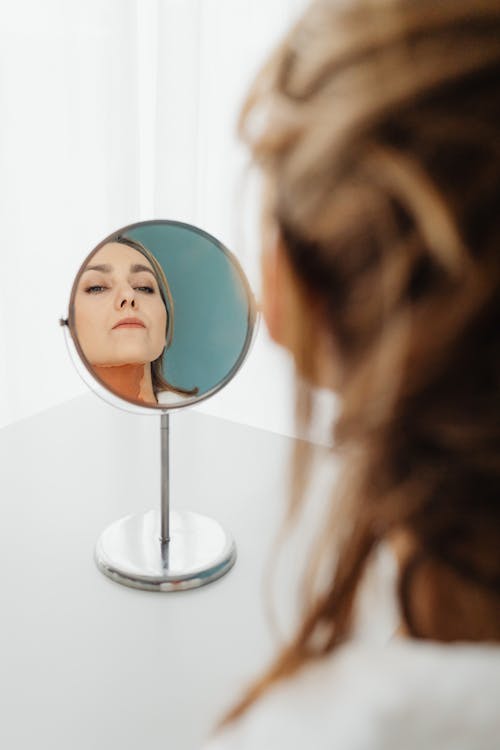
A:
[
  {"xmin": 82, "ymin": 263, "xmax": 155, "ymax": 277},
  {"xmin": 83, "ymin": 263, "xmax": 112, "ymax": 273},
  {"xmin": 130, "ymin": 263, "xmax": 155, "ymax": 277}
]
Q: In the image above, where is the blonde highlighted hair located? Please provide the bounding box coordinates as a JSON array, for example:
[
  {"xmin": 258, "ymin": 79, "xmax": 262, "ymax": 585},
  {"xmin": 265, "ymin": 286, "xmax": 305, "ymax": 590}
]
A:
[{"xmin": 219, "ymin": 0, "xmax": 500, "ymax": 729}]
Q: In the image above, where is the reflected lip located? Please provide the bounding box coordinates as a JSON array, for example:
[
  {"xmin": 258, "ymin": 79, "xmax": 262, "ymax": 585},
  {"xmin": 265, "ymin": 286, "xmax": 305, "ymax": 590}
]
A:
[{"xmin": 112, "ymin": 317, "xmax": 146, "ymax": 329}]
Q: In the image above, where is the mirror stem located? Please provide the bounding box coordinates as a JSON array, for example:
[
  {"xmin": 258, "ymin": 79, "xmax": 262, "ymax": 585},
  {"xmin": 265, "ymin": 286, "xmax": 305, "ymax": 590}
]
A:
[{"xmin": 160, "ymin": 413, "xmax": 170, "ymax": 544}]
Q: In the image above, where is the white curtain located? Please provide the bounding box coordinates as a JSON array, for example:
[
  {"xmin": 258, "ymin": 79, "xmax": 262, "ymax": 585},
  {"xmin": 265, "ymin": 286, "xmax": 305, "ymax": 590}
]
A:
[
  {"xmin": 0, "ymin": 0, "xmax": 333, "ymax": 443},
  {"xmin": 0, "ymin": 0, "xmax": 142, "ymax": 427}
]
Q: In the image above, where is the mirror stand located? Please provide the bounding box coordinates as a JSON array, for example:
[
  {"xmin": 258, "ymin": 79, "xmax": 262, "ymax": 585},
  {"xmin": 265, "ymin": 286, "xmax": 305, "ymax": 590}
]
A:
[{"xmin": 95, "ymin": 413, "xmax": 237, "ymax": 591}]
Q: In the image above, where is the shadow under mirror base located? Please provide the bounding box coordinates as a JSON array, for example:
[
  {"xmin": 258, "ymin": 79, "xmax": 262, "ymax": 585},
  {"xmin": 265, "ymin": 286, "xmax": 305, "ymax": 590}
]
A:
[{"xmin": 95, "ymin": 509, "xmax": 236, "ymax": 592}]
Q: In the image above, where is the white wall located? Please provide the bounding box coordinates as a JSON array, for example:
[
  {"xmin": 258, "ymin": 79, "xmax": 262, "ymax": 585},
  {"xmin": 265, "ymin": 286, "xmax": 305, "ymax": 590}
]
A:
[
  {"xmin": 152, "ymin": 0, "xmax": 315, "ymax": 439},
  {"xmin": 0, "ymin": 0, "xmax": 336, "ymax": 444}
]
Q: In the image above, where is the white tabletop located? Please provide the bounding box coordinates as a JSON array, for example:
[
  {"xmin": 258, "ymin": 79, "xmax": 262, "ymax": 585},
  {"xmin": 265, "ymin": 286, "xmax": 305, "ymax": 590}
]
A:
[{"xmin": 0, "ymin": 394, "xmax": 322, "ymax": 749}]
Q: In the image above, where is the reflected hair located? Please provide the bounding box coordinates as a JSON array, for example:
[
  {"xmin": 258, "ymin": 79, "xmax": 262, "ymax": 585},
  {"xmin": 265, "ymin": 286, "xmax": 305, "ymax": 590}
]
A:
[
  {"xmin": 114, "ymin": 235, "xmax": 198, "ymax": 398},
  {"xmin": 218, "ymin": 0, "xmax": 500, "ymax": 730}
]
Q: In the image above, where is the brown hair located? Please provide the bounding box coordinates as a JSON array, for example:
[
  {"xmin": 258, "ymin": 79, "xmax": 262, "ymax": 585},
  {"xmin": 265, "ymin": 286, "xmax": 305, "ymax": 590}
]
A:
[
  {"xmin": 219, "ymin": 0, "xmax": 500, "ymax": 728},
  {"xmin": 115, "ymin": 235, "xmax": 198, "ymax": 398}
]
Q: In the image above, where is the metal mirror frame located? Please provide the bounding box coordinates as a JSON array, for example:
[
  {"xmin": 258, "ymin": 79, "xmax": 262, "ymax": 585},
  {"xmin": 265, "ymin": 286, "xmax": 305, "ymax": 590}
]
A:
[{"xmin": 62, "ymin": 218, "xmax": 259, "ymax": 415}]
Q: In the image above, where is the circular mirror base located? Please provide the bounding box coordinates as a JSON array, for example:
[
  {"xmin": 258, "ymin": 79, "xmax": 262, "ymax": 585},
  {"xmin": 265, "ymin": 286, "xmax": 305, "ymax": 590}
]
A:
[{"xmin": 95, "ymin": 509, "xmax": 236, "ymax": 592}]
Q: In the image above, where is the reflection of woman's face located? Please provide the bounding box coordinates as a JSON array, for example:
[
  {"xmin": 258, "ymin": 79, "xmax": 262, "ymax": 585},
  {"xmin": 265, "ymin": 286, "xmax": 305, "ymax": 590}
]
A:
[{"xmin": 74, "ymin": 242, "xmax": 167, "ymax": 367}]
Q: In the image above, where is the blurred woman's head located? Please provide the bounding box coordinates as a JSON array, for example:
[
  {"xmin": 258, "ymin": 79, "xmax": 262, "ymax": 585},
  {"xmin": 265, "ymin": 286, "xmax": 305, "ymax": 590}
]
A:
[{"xmin": 225, "ymin": 0, "xmax": 500, "ymax": 725}]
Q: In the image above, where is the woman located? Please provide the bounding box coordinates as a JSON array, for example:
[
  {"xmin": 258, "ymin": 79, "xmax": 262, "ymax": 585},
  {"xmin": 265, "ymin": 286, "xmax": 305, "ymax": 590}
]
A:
[
  {"xmin": 204, "ymin": 0, "xmax": 500, "ymax": 747},
  {"xmin": 72, "ymin": 235, "xmax": 198, "ymax": 405}
]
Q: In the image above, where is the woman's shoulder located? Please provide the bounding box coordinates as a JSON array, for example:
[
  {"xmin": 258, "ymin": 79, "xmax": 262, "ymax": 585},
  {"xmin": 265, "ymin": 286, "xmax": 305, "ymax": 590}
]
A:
[
  {"xmin": 156, "ymin": 389, "xmax": 196, "ymax": 406},
  {"xmin": 202, "ymin": 639, "xmax": 500, "ymax": 750}
]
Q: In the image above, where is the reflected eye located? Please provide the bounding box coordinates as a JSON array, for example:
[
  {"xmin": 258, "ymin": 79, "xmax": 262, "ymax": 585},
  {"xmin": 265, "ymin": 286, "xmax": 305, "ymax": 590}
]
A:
[
  {"xmin": 85, "ymin": 285, "xmax": 107, "ymax": 294},
  {"xmin": 135, "ymin": 286, "xmax": 155, "ymax": 294}
]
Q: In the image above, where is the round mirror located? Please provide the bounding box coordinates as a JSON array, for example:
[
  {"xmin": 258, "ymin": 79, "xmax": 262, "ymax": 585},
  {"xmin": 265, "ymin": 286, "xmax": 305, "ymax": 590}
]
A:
[
  {"xmin": 61, "ymin": 220, "xmax": 258, "ymax": 592},
  {"xmin": 65, "ymin": 219, "xmax": 257, "ymax": 412}
]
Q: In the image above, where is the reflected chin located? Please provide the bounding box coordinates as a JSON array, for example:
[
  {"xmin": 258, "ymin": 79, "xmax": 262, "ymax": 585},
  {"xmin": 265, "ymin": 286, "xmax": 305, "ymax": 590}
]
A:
[{"xmin": 90, "ymin": 360, "xmax": 147, "ymax": 368}]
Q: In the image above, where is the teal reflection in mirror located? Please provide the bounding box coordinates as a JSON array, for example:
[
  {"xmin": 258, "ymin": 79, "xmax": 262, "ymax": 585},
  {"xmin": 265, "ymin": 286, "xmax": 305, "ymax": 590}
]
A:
[{"xmin": 68, "ymin": 220, "xmax": 256, "ymax": 410}]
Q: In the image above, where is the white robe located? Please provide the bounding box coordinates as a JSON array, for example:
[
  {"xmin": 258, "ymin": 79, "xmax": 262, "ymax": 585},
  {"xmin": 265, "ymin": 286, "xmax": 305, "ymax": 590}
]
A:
[
  {"xmin": 202, "ymin": 638, "xmax": 500, "ymax": 750},
  {"xmin": 156, "ymin": 389, "xmax": 197, "ymax": 407}
]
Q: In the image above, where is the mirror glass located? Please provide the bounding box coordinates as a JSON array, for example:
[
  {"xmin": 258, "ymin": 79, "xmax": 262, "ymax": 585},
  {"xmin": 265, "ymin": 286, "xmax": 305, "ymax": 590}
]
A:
[{"xmin": 67, "ymin": 220, "xmax": 256, "ymax": 409}]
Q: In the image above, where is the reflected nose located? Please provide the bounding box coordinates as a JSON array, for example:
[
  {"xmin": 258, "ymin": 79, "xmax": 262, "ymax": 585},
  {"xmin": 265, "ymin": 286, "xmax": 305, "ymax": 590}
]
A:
[{"xmin": 115, "ymin": 284, "xmax": 136, "ymax": 310}]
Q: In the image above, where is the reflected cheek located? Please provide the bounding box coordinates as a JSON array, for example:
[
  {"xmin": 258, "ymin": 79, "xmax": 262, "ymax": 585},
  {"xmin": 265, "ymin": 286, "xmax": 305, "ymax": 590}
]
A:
[
  {"xmin": 149, "ymin": 303, "xmax": 167, "ymax": 359},
  {"xmin": 74, "ymin": 298, "xmax": 107, "ymax": 361}
]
